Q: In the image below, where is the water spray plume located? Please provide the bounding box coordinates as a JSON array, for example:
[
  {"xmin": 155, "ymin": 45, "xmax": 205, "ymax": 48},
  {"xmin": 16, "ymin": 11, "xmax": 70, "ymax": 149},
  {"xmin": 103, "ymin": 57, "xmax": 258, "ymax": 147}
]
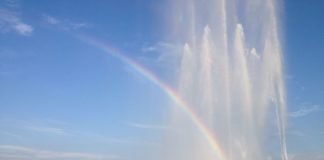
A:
[{"xmin": 79, "ymin": 0, "xmax": 288, "ymax": 159}]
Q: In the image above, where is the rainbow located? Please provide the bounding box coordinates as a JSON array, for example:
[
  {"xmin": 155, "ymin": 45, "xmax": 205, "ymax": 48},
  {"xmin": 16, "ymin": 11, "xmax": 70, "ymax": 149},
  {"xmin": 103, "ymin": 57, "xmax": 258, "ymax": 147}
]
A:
[{"xmin": 78, "ymin": 35, "xmax": 227, "ymax": 160}]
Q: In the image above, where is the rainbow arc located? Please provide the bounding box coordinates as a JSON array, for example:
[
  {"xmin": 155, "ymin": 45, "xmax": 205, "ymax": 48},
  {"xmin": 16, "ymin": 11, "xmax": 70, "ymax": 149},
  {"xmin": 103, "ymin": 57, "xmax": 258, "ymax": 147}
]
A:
[{"xmin": 79, "ymin": 35, "xmax": 227, "ymax": 160}]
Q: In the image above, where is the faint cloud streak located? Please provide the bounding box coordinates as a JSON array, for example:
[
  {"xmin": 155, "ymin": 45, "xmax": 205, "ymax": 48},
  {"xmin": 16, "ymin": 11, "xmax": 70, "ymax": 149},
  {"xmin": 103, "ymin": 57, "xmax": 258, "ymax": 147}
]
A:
[
  {"xmin": 289, "ymin": 104, "xmax": 321, "ymax": 118},
  {"xmin": 42, "ymin": 14, "xmax": 89, "ymax": 31},
  {"xmin": 26, "ymin": 126, "xmax": 67, "ymax": 136},
  {"xmin": 0, "ymin": 1, "xmax": 33, "ymax": 36},
  {"xmin": 0, "ymin": 145, "xmax": 119, "ymax": 160},
  {"xmin": 127, "ymin": 122, "xmax": 168, "ymax": 130}
]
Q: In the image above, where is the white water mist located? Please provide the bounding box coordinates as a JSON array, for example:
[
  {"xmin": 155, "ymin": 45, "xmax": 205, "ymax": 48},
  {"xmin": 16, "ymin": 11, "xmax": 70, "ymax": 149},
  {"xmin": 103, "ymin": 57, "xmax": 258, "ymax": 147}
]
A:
[{"xmin": 164, "ymin": 0, "xmax": 287, "ymax": 159}]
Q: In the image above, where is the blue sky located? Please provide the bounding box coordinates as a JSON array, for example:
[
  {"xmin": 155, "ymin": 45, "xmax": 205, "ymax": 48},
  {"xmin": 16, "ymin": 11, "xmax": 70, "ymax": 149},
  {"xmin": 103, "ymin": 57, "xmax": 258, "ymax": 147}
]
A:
[
  {"xmin": 0, "ymin": 0, "xmax": 323, "ymax": 160},
  {"xmin": 284, "ymin": 0, "xmax": 324, "ymax": 157}
]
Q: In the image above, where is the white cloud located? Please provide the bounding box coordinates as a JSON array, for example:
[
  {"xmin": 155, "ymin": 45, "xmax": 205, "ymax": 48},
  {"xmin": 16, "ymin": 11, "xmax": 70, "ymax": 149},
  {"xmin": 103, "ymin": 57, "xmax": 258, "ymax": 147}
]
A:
[
  {"xmin": 0, "ymin": 145, "xmax": 119, "ymax": 160},
  {"xmin": 139, "ymin": 41, "xmax": 182, "ymax": 69},
  {"xmin": 0, "ymin": 9, "xmax": 33, "ymax": 36},
  {"xmin": 289, "ymin": 104, "xmax": 320, "ymax": 118},
  {"xmin": 141, "ymin": 41, "xmax": 177, "ymax": 54},
  {"xmin": 43, "ymin": 15, "xmax": 60, "ymax": 25},
  {"xmin": 71, "ymin": 22, "xmax": 88, "ymax": 29},
  {"xmin": 14, "ymin": 23, "xmax": 33, "ymax": 35},
  {"xmin": 42, "ymin": 14, "xmax": 89, "ymax": 31}
]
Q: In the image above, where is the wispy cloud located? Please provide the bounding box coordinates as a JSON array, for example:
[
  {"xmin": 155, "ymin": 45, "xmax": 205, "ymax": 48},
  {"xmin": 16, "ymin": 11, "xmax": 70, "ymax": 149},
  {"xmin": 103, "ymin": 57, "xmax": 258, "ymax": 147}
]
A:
[
  {"xmin": 26, "ymin": 126, "xmax": 67, "ymax": 136},
  {"xmin": 0, "ymin": 131, "xmax": 21, "ymax": 138},
  {"xmin": 15, "ymin": 22, "xmax": 32, "ymax": 35},
  {"xmin": 0, "ymin": 118, "xmax": 68, "ymax": 136},
  {"xmin": 0, "ymin": 0, "xmax": 21, "ymax": 8},
  {"xmin": 41, "ymin": 119, "xmax": 71, "ymax": 126},
  {"xmin": 72, "ymin": 130, "xmax": 158, "ymax": 146},
  {"xmin": 127, "ymin": 122, "xmax": 168, "ymax": 130},
  {"xmin": 42, "ymin": 14, "xmax": 89, "ymax": 31},
  {"xmin": 141, "ymin": 41, "xmax": 181, "ymax": 60},
  {"xmin": 289, "ymin": 104, "xmax": 321, "ymax": 118},
  {"xmin": 141, "ymin": 42, "xmax": 175, "ymax": 53},
  {"xmin": 0, "ymin": 1, "xmax": 33, "ymax": 36},
  {"xmin": 140, "ymin": 41, "xmax": 182, "ymax": 66},
  {"xmin": 0, "ymin": 145, "xmax": 119, "ymax": 160},
  {"xmin": 0, "ymin": 118, "xmax": 156, "ymax": 147},
  {"xmin": 43, "ymin": 15, "xmax": 60, "ymax": 25}
]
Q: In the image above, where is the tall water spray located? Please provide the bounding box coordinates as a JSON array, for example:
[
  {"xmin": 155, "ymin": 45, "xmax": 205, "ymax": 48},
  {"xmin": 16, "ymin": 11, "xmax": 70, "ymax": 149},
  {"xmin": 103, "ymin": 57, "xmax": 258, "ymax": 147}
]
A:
[{"xmin": 164, "ymin": 0, "xmax": 287, "ymax": 159}]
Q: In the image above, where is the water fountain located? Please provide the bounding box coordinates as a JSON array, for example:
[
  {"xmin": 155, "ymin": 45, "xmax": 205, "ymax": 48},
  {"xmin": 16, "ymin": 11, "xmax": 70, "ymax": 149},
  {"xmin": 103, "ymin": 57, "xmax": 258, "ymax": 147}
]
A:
[{"xmin": 163, "ymin": 0, "xmax": 288, "ymax": 159}]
